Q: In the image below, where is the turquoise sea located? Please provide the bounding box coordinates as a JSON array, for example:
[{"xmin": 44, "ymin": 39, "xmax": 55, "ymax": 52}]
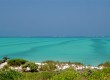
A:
[{"xmin": 0, "ymin": 37, "xmax": 110, "ymax": 66}]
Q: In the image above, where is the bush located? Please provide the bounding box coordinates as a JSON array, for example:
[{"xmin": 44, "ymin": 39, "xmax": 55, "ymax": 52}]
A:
[
  {"xmin": 50, "ymin": 68, "xmax": 80, "ymax": 80},
  {"xmin": 39, "ymin": 60, "xmax": 57, "ymax": 71},
  {"xmin": 19, "ymin": 71, "xmax": 55, "ymax": 80},
  {"xmin": 43, "ymin": 60, "xmax": 58, "ymax": 64},
  {"xmin": 2, "ymin": 56, "xmax": 10, "ymax": 62},
  {"xmin": 3, "ymin": 64, "xmax": 10, "ymax": 69},
  {"xmin": 0, "ymin": 69, "xmax": 23, "ymax": 80},
  {"xmin": 39, "ymin": 63, "xmax": 57, "ymax": 71},
  {"xmin": 99, "ymin": 61, "xmax": 110, "ymax": 67},
  {"xmin": 0, "ymin": 60, "xmax": 4, "ymax": 64},
  {"xmin": 22, "ymin": 62, "xmax": 38, "ymax": 72},
  {"xmin": 7, "ymin": 59, "xmax": 27, "ymax": 67},
  {"xmin": 39, "ymin": 64, "xmax": 49, "ymax": 71},
  {"xmin": 36, "ymin": 72, "xmax": 55, "ymax": 80},
  {"xmin": 81, "ymin": 68, "xmax": 110, "ymax": 80}
]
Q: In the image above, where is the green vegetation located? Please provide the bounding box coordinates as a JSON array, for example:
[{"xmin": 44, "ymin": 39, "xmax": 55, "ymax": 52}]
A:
[
  {"xmin": 7, "ymin": 58, "xmax": 27, "ymax": 66},
  {"xmin": 42, "ymin": 60, "xmax": 84, "ymax": 66},
  {"xmin": 99, "ymin": 61, "xmax": 110, "ymax": 67},
  {"xmin": 0, "ymin": 56, "xmax": 9, "ymax": 64},
  {"xmin": 22, "ymin": 62, "xmax": 38, "ymax": 72},
  {"xmin": 42, "ymin": 60, "xmax": 58, "ymax": 64},
  {"xmin": 39, "ymin": 64, "xmax": 56, "ymax": 71},
  {"xmin": 40, "ymin": 60, "xmax": 57, "ymax": 71},
  {"xmin": 0, "ymin": 69, "xmax": 23, "ymax": 80},
  {"xmin": 50, "ymin": 68, "xmax": 80, "ymax": 80},
  {"xmin": 0, "ymin": 60, "xmax": 4, "ymax": 64},
  {"xmin": 2, "ymin": 56, "xmax": 10, "ymax": 62},
  {"xmin": 20, "ymin": 72, "xmax": 55, "ymax": 80},
  {"xmin": 82, "ymin": 68, "xmax": 110, "ymax": 80},
  {"xmin": 1, "ymin": 68, "xmax": 110, "ymax": 80},
  {"xmin": 1, "ymin": 58, "xmax": 110, "ymax": 80}
]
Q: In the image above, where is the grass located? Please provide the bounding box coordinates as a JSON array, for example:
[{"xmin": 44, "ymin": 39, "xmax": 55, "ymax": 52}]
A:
[
  {"xmin": 1, "ymin": 58, "xmax": 110, "ymax": 80},
  {"xmin": 1, "ymin": 68, "xmax": 110, "ymax": 80}
]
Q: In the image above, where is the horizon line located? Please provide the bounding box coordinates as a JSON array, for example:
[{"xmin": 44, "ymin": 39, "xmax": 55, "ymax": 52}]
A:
[{"xmin": 0, "ymin": 36, "xmax": 110, "ymax": 38}]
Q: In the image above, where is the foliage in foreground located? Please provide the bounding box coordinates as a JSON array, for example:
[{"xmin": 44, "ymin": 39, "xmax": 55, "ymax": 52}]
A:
[
  {"xmin": 1, "ymin": 68, "xmax": 110, "ymax": 80},
  {"xmin": 50, "ymin": 68, "xmax": 80, "ymax": 80},
  {"xmin": 0, "ymin": 69, "xmax": 23, "ymax": 80},
  {"xmin": 1, "ymin": 58, "xmax": 110, "ymax": 80}
]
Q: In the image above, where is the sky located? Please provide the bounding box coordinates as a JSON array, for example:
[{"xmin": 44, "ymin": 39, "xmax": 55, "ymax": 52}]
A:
[{"xmin": 0, "ymin": 0, "xmax": 110, "ymax": 37}]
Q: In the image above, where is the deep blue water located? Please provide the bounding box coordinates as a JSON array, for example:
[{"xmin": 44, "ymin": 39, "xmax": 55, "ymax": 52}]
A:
[{"xmin": 0, "ymin": 37, "xmax": 110, "ymax": 66}]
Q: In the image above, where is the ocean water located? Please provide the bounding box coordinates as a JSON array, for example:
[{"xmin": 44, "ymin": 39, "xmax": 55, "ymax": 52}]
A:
[{"xmin": 0, "ymin": 37, "xmax": 110, "ymax": 66}]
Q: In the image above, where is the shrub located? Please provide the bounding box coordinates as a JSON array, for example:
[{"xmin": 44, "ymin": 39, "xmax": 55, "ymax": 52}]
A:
[
  {"xmin": 50, "ymin": 68, "xmax": 80, "ymax": 80},
  {"xmin": 19, "ymin": 71, "xmax": 55, "ymax": 80},
  {"xmin": 39, "ymin": 60, "xmax": 57, "ymax": 71},
  {"xmin": 36, "ymin": 72, "xmax": 55, "ymax": 80},
  {"xmin": 39, "ymin": 64, "xmax": 49, "ymax": 71},
  {"xmin": 22, "ymin": 62, "xmax": 38, "ymax": 72},
  {"xmin": 39, "ymin": 63, "xmax": 57, "ymax": 71},
  {"xmin": 7, "ymin": 58, "xmax": 27, "ymax": 66},
  {"xmin": 43, "ymin": 60, "xmax": 58, "ymax": 64},
  {"xmin": 98, "ymin": 61, "xmax": 110, "ymax": 67},
  {"xmin": 61, "ymin": 61, "xmax": 84, "ymax": 66},
  {"xmin": 0, "ymin": 60, "xmax": 4, "ymax": 64},
  {"xmin": 72, "ymin": 62, "xmax": 84, "ymax": 66},
  {"xmin": 2, "ymin": 56, "xmax": 10, "ymax": 62},
  {"xmin": 0, "ymin": 69, "xmax": 23, "ymax": 80},
  {"xmin": 81, "ymin": 68, "xmax": 110, "ymax": 80},
  {"xmin": 3, "ymin": 64, "xmax": 10, "ymax": 69}
]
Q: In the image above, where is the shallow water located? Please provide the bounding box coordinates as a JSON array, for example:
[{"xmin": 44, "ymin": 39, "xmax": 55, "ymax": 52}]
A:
[{"xmin": 0, "ymin": 37, "xmax": 110, "ymax": 66}]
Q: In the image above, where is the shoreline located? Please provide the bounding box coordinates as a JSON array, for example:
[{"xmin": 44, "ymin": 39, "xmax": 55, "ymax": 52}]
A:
[{"xmin": 0, "ymin": 59, "xmax": 104, "ymax": 72}]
